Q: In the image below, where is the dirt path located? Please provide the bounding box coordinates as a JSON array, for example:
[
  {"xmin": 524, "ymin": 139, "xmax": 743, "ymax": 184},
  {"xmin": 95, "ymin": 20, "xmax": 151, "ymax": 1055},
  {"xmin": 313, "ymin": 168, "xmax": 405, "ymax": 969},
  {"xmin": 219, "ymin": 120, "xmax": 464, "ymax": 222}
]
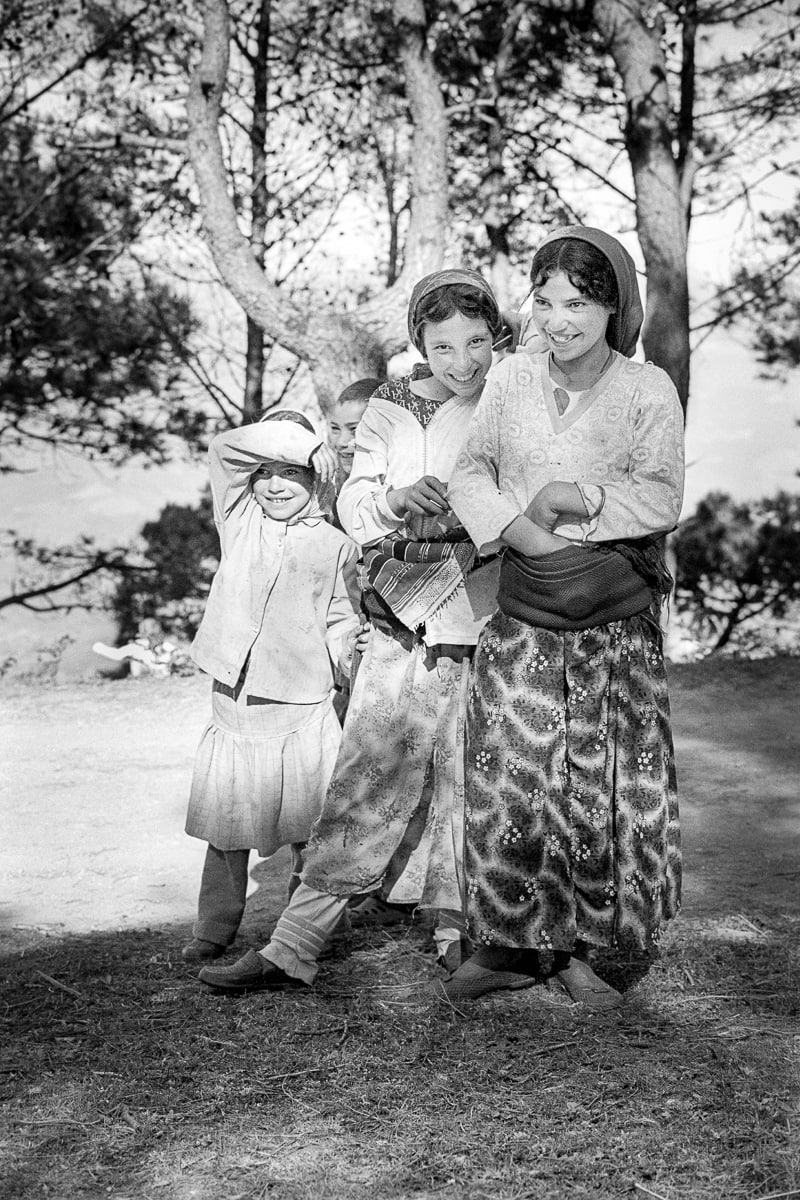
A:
[{"xmin": 1, "ymin": 658, "xmax": 798, "ymax": 953}]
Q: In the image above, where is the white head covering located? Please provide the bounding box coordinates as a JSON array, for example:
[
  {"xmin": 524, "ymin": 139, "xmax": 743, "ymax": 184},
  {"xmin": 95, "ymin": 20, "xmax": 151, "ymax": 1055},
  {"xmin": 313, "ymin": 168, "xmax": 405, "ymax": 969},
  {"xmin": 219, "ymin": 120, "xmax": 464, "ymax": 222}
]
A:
[{"xmin": 253, "ymin": 413, "xmax": 333, "ymax": 521}]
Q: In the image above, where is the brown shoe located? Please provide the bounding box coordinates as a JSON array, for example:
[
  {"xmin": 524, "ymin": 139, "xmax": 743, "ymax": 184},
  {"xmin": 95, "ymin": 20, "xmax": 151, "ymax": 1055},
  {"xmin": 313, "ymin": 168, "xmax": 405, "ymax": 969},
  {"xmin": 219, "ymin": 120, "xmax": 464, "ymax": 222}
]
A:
[
  {"xmin": 181, "ymin": 938, "xmax": 226, "ymax": 963},
  {"xmin": 198, "ymin": 949, "xmax": 308, "ymax": 993}
]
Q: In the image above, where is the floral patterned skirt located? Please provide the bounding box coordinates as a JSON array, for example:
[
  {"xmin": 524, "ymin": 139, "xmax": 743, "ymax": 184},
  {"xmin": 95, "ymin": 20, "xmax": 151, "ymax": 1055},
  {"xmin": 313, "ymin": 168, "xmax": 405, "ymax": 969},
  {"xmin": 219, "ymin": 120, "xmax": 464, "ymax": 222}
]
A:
[
  {"xmin": 301, "ymin": 625, "xmax": 470, "ymax": 912},
  {"xmin": 465, "ymin": 611, "xmax": 681, "ymax": 953}
]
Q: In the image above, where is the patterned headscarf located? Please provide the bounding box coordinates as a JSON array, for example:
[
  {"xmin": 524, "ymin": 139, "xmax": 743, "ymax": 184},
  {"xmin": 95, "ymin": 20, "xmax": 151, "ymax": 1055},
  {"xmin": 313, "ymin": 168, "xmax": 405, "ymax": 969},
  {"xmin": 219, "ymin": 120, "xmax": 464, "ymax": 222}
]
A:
[
  {"xmin": 407, "ymin": 268, "xmax": 501, "ymax": 354},
  {"xmin": 532, "ymin": 226, "xmax": 644, "ymax": 358}
]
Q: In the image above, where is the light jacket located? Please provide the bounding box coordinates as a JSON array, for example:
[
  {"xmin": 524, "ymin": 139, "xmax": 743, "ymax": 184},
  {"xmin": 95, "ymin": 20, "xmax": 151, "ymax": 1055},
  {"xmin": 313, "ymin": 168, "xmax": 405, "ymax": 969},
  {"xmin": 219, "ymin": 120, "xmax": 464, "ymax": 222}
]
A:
[{"xmin": 191, "ymin": 425, "xmax": 361, "ymax": 702}]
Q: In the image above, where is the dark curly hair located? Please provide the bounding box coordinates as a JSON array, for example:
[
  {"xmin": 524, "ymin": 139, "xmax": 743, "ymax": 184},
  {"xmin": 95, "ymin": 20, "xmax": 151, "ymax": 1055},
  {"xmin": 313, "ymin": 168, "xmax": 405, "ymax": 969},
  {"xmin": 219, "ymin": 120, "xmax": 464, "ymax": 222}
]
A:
[
  {"xmin": 411, "ymin": 284, "xmax": 503, "ymax": 355},
  {"xmin": 530, "ymin": 238, "xmax": 618, "ymax": 312}
]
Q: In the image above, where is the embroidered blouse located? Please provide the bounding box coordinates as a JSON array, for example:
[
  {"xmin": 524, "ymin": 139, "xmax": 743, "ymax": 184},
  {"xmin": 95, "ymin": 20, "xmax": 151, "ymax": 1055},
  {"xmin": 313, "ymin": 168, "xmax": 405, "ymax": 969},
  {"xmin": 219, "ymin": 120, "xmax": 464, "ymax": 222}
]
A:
[
  {"xmin": 336, "ymin": 377, "xmax": 501, "ymax": 645},
  {"xmin": 448, "ymin": 351, "xmax": 685, "ymax": 556}
]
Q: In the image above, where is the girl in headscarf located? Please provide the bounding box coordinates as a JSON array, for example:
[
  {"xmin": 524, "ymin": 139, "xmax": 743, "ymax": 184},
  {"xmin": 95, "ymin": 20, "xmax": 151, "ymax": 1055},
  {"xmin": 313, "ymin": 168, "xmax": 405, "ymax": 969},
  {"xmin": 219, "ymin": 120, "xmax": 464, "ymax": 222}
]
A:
[
  {"xmin": 182, "ymin": 411, "xmax": 361, "ymax": 962},
  {"xmin": 198, "ymin": 269, "xmax": 506, "ymax": 992},
  {"xmin": 445, "ymin": 227, "xmax": 685, "ymax": 1005}
]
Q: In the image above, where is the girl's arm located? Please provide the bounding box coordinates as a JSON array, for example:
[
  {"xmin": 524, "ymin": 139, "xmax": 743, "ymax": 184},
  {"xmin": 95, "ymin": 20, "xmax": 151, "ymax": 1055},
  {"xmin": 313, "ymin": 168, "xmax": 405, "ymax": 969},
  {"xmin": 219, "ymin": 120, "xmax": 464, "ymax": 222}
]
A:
[
  {"xmin": 324, "ymin": 540, "xmax": 363, "ymax": 676},
  {"xmin": 521, "ymin": 371, "xmax": 684, "ymax": 543},
  {"xmin": 525, "ymin": 481, "xmax": 591, "ymax": 530},
  {"xmin": 590, "ymin": 368, "xmax": 685, "ymax": 539},
  {"xmin": 448, "ymin": 365, "xmax": 565, "ymax": 556},
  {"xmin": 336, "ymin": 401, "xmax": 407, "ymax": 544},
  {"xmin": 208, "ymin": 423, "xmax": 322, "ymax": 526},
  {"xmin": 500, "ymin": 515, "xmax": 570, "ymax": 556}
]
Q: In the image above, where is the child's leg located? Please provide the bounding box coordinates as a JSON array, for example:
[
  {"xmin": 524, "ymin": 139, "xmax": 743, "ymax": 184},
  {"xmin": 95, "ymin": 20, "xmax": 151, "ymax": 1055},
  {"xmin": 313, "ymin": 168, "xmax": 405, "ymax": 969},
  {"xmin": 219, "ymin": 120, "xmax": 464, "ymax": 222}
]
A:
[
  {"xmin": 433, "ymin": 907, "xmax": 467, "ymax": 966},
  {"xmin": 198, "ymin": 882, "xmax": 349, "ymax": 990},
  {"xmin": 287, "ymin": 843, "xmax": 305, "ymax": 901},
  {"xmin": 260, "ymin": 883, "xmax": 348, "ymax": 983},
  {"xmin": 193, "ymin": 845, "xmax": 251, "ymax": 947}
]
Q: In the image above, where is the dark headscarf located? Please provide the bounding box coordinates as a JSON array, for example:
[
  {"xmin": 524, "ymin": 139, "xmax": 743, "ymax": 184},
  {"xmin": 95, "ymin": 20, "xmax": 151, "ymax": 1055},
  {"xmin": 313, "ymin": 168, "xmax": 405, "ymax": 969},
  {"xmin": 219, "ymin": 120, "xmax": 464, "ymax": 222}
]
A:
[
  {"xmin": 407, "ymin": 268, "xmax": 501, "ymax": 354},
  {"xmin": 533, "ymin": 226, "xmax": 644, "ymax": 358}
]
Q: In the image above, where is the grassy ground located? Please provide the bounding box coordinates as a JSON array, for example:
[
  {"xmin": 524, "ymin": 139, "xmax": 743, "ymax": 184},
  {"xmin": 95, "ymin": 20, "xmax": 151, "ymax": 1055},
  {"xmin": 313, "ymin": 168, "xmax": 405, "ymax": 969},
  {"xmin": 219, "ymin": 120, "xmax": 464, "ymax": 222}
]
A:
[{"xmin": 2, "ymin": 658, "xmax": 799, "ymax": 1200}]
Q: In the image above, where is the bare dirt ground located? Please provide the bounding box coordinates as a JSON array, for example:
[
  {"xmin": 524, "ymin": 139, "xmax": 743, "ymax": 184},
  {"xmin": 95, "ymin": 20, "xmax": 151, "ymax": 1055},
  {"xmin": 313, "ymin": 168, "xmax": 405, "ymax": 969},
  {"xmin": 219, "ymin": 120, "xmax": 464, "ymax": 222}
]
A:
[
  {"xmin": 1, "ymin": 657, "xmax": 798, "ymax": 1200},
  {"xmin": 2, "ymin": 657, "xmax": 798, "ymax": 948}
]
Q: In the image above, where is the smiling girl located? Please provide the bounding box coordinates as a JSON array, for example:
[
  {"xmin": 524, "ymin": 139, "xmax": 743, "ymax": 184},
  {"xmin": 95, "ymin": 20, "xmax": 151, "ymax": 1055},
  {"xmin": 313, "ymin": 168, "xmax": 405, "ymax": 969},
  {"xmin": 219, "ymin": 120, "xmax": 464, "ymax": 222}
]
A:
[
  {"xmin": 447, "ymin": 227, "xmax": 685, "ymax": 1006},
  {"xmin": 182, "ymin": 411, "xmax": 361, "ymax": 963}
]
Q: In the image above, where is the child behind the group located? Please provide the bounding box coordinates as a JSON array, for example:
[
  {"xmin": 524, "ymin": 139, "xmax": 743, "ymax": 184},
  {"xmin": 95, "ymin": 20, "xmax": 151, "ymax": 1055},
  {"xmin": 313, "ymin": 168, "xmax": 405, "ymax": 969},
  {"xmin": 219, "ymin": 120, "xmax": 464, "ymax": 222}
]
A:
[
  {"xmin": 182, "ymin": 410, "xmax": 361, "ymax": 963},
  {"xmin": 329, "ymin": 378, "xmax": 383, "ymax": 502}
]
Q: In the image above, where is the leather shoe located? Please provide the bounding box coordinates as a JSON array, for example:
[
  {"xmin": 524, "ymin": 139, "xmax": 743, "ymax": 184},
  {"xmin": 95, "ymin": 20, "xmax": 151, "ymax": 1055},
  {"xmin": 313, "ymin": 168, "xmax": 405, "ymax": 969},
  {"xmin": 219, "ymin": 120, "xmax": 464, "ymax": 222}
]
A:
[
  {"xmin": 198, "ymin": 949, "xmax": 308, "ymax": 993},
  {"xmin": 182, "ymin": 938, "xmax": 226, "ymax": 963}
]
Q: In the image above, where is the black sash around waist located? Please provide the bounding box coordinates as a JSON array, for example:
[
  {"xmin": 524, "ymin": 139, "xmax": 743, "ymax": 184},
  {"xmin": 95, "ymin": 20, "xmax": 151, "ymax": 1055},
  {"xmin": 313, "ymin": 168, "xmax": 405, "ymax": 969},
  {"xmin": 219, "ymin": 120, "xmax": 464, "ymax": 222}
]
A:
[{"xmin": 497, "ymin": 537, "xmax": 670, "ymax": 632}]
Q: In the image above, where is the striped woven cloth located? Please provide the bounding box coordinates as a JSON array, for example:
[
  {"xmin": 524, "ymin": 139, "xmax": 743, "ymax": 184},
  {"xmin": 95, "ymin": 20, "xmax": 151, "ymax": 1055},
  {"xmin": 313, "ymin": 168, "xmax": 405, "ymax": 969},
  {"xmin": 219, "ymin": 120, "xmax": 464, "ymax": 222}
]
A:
[{"xmin": 361, "ymin": 531, "xmax": 476, "ymax": 633}]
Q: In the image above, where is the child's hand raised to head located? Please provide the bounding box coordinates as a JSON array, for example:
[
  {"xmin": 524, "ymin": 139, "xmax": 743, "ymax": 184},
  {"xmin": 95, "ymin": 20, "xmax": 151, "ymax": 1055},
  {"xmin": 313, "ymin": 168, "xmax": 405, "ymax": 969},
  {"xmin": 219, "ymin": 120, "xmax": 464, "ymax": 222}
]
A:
[
  {"xmin": 525, "ymin": 481, "xmax": 588, "ymax": 531},
  {"xmin": 310, "ymin": 443, "xmax": 338, "ymax": 485}
]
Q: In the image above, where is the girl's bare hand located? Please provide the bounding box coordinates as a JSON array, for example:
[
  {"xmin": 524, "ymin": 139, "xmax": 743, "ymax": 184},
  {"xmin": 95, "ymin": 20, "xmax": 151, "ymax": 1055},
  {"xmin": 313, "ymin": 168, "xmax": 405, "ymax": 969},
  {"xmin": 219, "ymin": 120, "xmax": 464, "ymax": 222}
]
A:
[
  {"xmin": 355, "ymin": 621, "xmax": 372, "ymax": 655},
  {"xmin": 310, "ymin": 443, "xmax": 338, "ymax": 485},
  {"xmin": 404, "ymin": 475, "xmax": 450, "ymax": 516}
]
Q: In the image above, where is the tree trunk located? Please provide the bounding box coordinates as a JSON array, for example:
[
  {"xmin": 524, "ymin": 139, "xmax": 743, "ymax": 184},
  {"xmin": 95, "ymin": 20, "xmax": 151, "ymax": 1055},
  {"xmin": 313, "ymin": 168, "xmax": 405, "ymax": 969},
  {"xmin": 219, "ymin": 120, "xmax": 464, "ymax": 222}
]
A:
[
  {"xmin": 593, "ymin": 0, "xmax": 691, "ymax": 413},
  {"xmin": 241, "ymin": 0, "xmax": 270, "ymax": 424},
  {"xmin": 186, "ymin": 0, "xmax": 448, "ymax": 411}
]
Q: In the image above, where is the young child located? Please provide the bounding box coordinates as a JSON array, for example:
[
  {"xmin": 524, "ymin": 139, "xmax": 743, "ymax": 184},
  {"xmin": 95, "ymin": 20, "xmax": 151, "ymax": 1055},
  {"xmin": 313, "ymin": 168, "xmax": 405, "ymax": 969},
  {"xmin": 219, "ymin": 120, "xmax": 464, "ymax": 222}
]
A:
[
  {"xmin": 182, "ymin": 410, "xmax": 361, "ymax": 963},
  {"xmin": 328, "ymin": 378, "xmax": 382, "ymax": 503},
  {"xmin": 197, "ymin": 268, "xmax": 505, "ymax": 992}
]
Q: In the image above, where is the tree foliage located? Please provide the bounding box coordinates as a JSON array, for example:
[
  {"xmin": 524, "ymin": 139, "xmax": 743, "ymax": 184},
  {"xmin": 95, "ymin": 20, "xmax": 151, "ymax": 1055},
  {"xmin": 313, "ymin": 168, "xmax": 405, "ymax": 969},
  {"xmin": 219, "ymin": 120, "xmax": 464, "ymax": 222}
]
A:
[
  {"xmin": 722, "ymin": 194, "xmax": 800, "ymax": 374},
  {"xmin": 0, "ymin": 1, "xmax": 209, "ymax": 470},
  {"xmin": 112, "ymin": 488, "xmax": 219, "ymax": 640},
  {"xmin": 0, "ymin": 529, "xmax": 140, "ymax": 615},
  {"xmin": 675, "ymin": 490, "xmax": 800, "ymax": 653}
]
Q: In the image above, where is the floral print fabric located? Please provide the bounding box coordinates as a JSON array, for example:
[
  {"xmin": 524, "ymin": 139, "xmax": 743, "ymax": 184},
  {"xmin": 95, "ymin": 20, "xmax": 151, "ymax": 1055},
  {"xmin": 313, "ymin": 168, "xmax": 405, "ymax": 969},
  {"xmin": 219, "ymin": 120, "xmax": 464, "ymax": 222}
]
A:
[
  {"xmin": 301, "ymin": 625, "xmax": 469, "ymax": 912},
  {"xmin": 465, "ymin": 610, "xmax": 681, "ymax": 952}
]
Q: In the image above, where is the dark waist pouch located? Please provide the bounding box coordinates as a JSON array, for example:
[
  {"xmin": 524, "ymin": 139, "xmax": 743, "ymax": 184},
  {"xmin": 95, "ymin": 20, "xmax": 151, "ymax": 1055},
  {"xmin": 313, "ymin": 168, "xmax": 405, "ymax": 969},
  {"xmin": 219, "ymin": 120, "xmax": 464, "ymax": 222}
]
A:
[{"xmin": 498, "ymin": 543, "xmax": 654, "ymax": 631}]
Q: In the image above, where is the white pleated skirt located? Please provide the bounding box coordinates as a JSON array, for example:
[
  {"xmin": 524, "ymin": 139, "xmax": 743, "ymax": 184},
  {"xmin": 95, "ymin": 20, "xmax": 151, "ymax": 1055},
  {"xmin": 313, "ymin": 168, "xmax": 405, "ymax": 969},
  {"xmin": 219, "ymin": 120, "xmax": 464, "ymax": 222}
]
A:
[{"xmin": 185, "ymin": 679, "xmax": 342, "ymax": 856}]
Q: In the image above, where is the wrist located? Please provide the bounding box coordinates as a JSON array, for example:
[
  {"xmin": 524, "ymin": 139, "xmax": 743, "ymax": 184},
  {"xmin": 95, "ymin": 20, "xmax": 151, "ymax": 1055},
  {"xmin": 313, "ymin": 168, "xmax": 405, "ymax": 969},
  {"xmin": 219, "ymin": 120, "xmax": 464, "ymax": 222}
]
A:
[{"xmin": 386, "ymin": 487, "xmax": 409, "ymax": 517}]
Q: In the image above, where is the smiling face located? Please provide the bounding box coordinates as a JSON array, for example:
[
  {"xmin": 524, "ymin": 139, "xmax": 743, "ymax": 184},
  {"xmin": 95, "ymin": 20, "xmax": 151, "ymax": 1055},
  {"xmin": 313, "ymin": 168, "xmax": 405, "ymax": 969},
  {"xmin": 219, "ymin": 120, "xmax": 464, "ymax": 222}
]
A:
[
  {"xmin": 329, "ymin": 398, "xmax": 368, "ymax": 476},
  {"xmin": 531, "ymin": 270, "xmax": 613, "ymax": 371},
  {"xmin": 251, "ymin": 460, "xmax": 314, "ymax": 522},
  {"xmin": 421, "ymin": 312, "xmax": 494, "ymax": 400}
]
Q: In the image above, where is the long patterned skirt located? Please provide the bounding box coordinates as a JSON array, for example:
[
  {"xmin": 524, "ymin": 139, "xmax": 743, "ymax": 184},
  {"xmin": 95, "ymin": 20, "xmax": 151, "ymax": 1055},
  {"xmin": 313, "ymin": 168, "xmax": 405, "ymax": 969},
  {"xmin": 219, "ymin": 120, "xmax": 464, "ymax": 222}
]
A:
[
  {"xmin": 301, "ymin": 625, "xmax": 470, "ymax": 913},
  {"xmin": 464, "ymin": 611, "xmax": 681, "ymax": 953}
]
